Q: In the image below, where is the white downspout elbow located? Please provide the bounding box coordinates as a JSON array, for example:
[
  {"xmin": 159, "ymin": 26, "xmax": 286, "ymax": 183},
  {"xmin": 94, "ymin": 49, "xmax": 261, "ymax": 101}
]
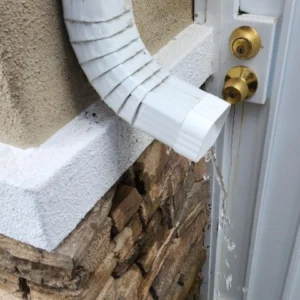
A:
[{"xmin": 62, "ymin": 0, "xmax": 230, "ymax": 162}]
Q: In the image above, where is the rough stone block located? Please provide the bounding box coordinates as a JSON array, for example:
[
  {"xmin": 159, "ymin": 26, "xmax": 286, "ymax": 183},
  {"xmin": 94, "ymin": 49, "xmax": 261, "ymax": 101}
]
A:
[
  {"xmin": 137, "ymin": 210, "xmax": 171, "ymax": 274},
  {"xmin": 145, "ymin": 153, "xmax": 189, "ymax": 208},
  {"xmin": 137, "ymin": 241, "xmax": 160, "ymax": 274},
  {"xmin": 113, "ymin": 228, "xmax": 135, "ymax": 263},
  {"xmin": 94, "ymin": 253, "xmax": 117, "ymax": 291},
  {"xmin": 77, "ymin": 218, "xmax": 112, "ymax": 273},
  {"xmin": 137, "ymin": 148, "xmax": 190, "ymax": 225},
  {"xmin": 134, "ymin": 142, "xmax": 170, "ymax": 193},
  {"xmin": 115, "ymin": 265, "xmax": 143, "ymax": 300},
  {"xmin": 177, "ymin": 202, "xmax": 207, "ymax": 238},
  {"xmin": 139, "ymin": 196, "xmax": 160, "ymax": 226},
  {"xmin": 95, "ymin": 277, "xmax": 116, "ymax": 300},
  {"xmin": 30, "ymin": 252, "xmax": 117, "ymax": 300},
  {"xmin": 194, "ymin": 158, "xmax": 207, "ymax": 182},
  {"xmin": 175, "ymin": 180, "xmax": 210, "ymax": 226},
  {"xmin": 127, "ymin": 214, "xmax": 143, "ymax": 241},
  {"xmin": 0, "ymin": 272, "xmax": 23, "ymax": 299},
  {"xmin": 152, "ymin": 207, "xmax": 207, "ymax": 299},
  {"xmin": 139, "ymin": 227, "xmax": 177, "ymax": 300},
  {"xmin": 110, "ymin": 186, "xmax": 142, "ymax": 233},
  {"xmin": 112, "ymin": 214, "xmax": 143, "ymax": 277},
  {"xmin": 112, "ymin": 242, "xmax": 140, "ymax": 278},
  {"xmin": 0, "ymin": 289, "xmax": 21, "ymax": 300},
  {"xmin": 0, "ymin": 235, "xmax": 79, "ymax": 290}
]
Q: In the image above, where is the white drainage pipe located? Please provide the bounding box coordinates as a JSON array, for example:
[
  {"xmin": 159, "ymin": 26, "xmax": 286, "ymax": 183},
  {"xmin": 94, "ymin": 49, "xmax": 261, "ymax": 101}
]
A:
[{"xmin": 62, "ymin": 0, "xmax": 230, "ymax": 161}]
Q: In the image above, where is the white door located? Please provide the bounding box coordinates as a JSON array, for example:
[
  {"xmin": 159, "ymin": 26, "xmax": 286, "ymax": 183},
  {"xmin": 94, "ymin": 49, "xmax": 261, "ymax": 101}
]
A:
[{"xmin": 198, "ymin": 0, "xmax": 300, "ymax": 299}]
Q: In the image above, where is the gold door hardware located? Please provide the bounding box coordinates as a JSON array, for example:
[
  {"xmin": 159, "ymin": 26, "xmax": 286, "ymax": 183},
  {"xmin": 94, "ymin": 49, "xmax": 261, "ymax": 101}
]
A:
[
  {"xmin": 230, "ymin": 26, "xmax": 261, "ymax": 59},
  {"xmin": 222, "ymin": 66, "xmax": 258, "ymax": 104}
]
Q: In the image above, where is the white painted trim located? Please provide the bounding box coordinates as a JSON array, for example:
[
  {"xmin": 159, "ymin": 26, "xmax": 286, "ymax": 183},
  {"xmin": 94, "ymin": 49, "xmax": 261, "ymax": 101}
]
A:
[
  {"xmin": 240, "ymin": 0, "xmax": 284, "ymax": 17},
  {"xmin": 282, "ymin": 227, "xmax": 300, "ymax": 300},
  {"xmin": 0, "ymin": 24, "xmax": 215, "ymax": 251},
  {"xmin": 203, "ymin": 0, "xmax": 277, "ymax": 299},
  {"xmin": 194, "ymin": 0, "xmax": 207, "ymax": 24},
  {"xmin": 205, "ymin": 0, "xmax": 300, "ymax": 299},
  {"xmin": 246, "ymin": 0, "xmax": 300, "ymax": 298}
]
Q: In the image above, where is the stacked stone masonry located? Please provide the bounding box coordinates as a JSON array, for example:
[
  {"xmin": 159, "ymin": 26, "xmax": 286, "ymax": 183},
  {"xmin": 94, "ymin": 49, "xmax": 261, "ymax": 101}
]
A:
[{"xmin": 0, "ymin": 142, "xmax": 209, "ymax": 300}]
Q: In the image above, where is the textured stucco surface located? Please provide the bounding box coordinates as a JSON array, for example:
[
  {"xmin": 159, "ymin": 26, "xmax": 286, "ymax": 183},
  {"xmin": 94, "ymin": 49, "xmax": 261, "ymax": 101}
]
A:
[
  {"xmin": 0, "ymin": 1, "xmax": 98, "ymax": 148},
  {"xmin": 0, "ymin": 0, "xmax": 193, "ymax": 148},
  {"xmin": 133, "ymin": 0, "xmax": 193, "ymax": 54}
]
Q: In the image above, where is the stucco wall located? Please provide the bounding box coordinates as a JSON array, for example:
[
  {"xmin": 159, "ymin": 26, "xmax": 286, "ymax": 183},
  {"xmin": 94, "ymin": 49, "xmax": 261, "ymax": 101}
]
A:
[
  {"xmin": 133, "ymin": 0, "xmax": 193, "ymax": 54},
  {"xmin": 0, "ymin": 0, "xmax": 193, "ymax": 148},
  {"xmin": 0, "ymin": 1, "xmax": 98, "ymax": 148}
]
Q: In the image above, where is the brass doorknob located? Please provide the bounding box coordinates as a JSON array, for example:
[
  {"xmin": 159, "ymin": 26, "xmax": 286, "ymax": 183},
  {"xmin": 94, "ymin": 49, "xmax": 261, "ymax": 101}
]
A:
[
  {"xmin": 230, "ymin": 26, "xmax": 261, "ymax": 59},
  {"xmin": 222, "ymin": 66, "xmax": 258, "ymax": 104}
]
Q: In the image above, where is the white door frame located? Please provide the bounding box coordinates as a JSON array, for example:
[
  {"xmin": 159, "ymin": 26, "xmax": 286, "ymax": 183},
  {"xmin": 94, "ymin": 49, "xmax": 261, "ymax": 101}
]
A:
[{"xmin": 198, "ymin": 0, "xmax": 300, "ymax": 299}]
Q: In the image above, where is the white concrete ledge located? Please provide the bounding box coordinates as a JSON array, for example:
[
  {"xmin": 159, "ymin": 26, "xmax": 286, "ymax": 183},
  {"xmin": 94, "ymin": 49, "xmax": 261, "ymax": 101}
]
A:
[
  {"xmin": 0, "ymin": 24, "xmax": 215, "ymax": 250},
  {"xmin": 155, "ymin": 25, "xmax": 214, "ymax": 87}
]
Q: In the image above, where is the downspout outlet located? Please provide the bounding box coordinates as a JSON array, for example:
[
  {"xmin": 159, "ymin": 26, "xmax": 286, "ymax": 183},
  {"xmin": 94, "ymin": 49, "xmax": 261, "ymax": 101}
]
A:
[{"xmin": 62, "ymin": 0, "xmax": 230, "ymax": 161}]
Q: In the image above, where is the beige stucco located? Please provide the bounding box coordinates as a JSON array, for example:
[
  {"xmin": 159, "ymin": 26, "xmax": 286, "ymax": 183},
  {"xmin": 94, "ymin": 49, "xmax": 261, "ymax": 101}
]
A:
[
  {"xmin": 133, "ymin": 0, "xmax": 193, "ymax": 54},
  {"xmin": 0, "ymin": 0, "xmax": 193, "ymax": 148}
]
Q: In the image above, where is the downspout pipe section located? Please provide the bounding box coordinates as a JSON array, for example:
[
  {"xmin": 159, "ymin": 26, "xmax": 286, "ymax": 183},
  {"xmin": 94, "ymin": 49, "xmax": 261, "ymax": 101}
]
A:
[{"xmin": 62, "ymin": 0, "xmax": 230, "ymax": 162}]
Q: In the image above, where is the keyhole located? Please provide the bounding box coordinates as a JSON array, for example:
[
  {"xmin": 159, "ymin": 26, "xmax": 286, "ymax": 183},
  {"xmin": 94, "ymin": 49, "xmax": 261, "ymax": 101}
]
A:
[
  {"xmin": 237, "ymin": 45, "xmax": 245, "ymax": 54},
  {"xmin": 228, "ymin": 91, "xmax": 236, "ymax": 99}
]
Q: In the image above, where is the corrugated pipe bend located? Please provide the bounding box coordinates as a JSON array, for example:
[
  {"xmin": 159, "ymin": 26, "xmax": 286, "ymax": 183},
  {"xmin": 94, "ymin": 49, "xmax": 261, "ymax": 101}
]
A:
[{"xmin": 62, "ymin": 0, "xmax": 230, "ymax": 161}]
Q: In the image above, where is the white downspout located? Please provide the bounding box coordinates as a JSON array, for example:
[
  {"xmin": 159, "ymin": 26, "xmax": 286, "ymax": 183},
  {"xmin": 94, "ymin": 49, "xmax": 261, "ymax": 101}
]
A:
[{"xmin": 62, "ymin": 0, "xmax": 230, "ymax": 162}]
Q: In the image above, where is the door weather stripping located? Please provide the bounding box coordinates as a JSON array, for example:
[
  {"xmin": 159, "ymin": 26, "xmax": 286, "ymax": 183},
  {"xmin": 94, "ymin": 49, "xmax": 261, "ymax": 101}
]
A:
[{"xmin": 62, "ymin": 0, "xmax": 230, "ymax": 162}]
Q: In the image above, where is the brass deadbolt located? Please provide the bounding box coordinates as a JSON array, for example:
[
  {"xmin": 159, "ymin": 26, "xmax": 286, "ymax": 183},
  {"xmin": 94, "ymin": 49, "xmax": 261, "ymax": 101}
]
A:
[
  {"xmin": 230, "ymin": 26, "xmax": 261, "ymax": 59},
  {"xmin": 223, "ymin": 66, "xmax": 258, "ymax": 104}
]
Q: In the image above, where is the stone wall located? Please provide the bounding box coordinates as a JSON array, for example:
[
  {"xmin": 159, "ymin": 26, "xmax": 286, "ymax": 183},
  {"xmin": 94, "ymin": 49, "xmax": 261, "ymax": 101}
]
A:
[{"xmin": 0, "ymin": 142, "xmax": 208, "ymax": 299}]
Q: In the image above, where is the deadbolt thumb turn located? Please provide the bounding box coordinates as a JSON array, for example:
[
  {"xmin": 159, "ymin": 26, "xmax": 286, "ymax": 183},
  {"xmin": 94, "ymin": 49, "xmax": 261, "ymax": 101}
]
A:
[{"xmin": 222, "ymin": 66, "xmax": 258, "ymax": 105}]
